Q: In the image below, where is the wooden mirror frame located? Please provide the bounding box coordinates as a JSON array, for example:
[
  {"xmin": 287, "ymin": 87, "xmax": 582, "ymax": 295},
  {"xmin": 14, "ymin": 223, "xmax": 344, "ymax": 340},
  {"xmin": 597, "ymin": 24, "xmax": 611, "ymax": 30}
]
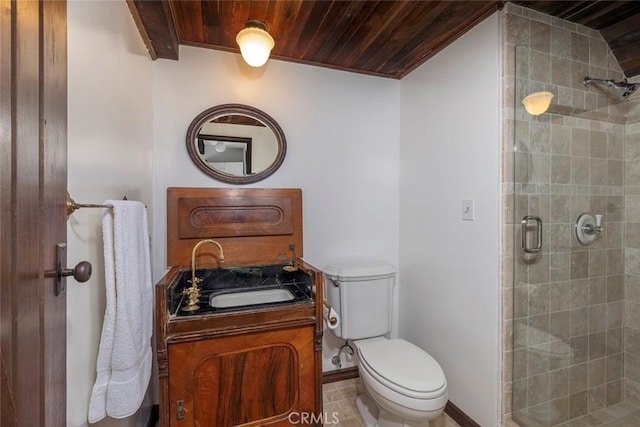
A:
[{"xmin": 186, "ymin": 104, "xmax": 287, "ymax": 185}]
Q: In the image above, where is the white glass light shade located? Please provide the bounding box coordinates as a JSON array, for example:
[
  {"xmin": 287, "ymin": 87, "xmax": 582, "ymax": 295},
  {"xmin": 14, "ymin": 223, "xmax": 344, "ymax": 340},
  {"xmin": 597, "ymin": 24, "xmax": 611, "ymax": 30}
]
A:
[
  {"xmin": 214, "ymin": 142, "xmax": 226, "ymax": 153},
  {"xmin": 236, "ymin": 26, "xmax": 275, "ymax": 67},
  {"xmin": 522, "ymin": 91, "xmax": 554, "ymax": 116}
]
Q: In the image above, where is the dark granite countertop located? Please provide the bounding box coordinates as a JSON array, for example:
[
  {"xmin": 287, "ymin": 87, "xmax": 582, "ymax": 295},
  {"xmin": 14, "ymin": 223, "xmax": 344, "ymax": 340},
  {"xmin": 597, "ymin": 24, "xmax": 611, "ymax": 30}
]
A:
[{"xmin": 169, "ymin": 264, "xmax": 314, "ymax": 317}]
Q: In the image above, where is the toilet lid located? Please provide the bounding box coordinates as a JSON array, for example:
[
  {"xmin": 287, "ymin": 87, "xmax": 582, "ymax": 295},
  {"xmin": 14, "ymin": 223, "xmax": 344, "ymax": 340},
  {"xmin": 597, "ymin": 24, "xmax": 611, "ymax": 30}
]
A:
[
  {"xmin": 358, "ymin": 339, "xmax": 446, "ymax": 396},
  {"xmin": 324, "ymin": 261, "xmax": 396, "ymax": 281}
]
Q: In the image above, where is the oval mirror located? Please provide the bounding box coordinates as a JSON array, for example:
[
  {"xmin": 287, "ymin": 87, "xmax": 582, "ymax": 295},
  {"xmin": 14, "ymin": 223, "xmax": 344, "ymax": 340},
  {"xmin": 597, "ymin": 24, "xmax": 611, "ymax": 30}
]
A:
[{"xmin": 186, "ymin": 104, "xmax": 286, "ymax": 184}]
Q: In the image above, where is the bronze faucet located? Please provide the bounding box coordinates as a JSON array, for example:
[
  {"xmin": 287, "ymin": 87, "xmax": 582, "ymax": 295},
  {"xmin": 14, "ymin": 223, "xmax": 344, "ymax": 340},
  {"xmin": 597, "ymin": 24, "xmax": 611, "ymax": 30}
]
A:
[{"xmin": 182, "ymin": 239, "xmax": 225, "ymax": 312}]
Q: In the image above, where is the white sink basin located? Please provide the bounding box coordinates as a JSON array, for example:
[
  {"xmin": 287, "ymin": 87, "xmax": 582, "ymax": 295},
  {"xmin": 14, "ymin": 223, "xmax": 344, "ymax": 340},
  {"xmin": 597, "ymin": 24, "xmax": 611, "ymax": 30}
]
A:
[{"xmin": 209, "ymin": 288, "xmax": 295, "ymax": 308}]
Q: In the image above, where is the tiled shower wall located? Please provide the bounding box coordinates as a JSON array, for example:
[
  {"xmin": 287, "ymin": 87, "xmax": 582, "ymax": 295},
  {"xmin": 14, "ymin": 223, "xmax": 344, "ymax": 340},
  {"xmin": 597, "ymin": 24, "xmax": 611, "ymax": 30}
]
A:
[
  {"xmin": 501, "ymin": 3, "xmax": 633, "ymax": 425},
  {"xmin": 626, "ymin": 119, "xmax": 640, "ymax": 405}
]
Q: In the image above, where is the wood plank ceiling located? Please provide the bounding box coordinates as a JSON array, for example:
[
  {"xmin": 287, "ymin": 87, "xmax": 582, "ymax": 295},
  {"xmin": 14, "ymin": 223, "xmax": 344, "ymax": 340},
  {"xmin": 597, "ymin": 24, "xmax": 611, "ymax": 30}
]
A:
[
  {"xmin": 127, "ymin": 0, "xmax": 640, "ymax": 79},
  {"xmin": 126, "ymin": 0, "xmax": 501, "ymax": 79}
]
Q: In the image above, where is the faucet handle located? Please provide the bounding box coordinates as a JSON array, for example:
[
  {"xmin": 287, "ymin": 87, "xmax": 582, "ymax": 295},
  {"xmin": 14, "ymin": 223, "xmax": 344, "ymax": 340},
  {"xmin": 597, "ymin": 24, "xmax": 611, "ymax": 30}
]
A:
[
  {"xmin": 188, "ymin": 276, "xmax": 202, "ymax": 285},
  {"xmin": 595, "ymin": 214, "xmax": 602, "ymax": 228}
]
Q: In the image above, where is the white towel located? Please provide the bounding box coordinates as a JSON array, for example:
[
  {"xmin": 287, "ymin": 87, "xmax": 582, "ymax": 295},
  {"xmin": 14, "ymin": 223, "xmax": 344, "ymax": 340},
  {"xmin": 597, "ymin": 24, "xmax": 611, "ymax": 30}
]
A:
[{"xmin": 88, "ymin": 200, "xmax": 152, "ymax": 422}]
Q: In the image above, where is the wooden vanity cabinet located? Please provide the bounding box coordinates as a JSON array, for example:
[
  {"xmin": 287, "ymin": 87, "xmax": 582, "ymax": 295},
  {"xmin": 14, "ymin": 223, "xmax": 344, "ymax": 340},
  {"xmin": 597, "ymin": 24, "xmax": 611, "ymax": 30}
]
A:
[
  {"xmin": 158, "ymin": 188, "xmax": 324, "ymax": 426},
  {"xmin": 157, "ymin": 265, "xmax": 324, "ymax": 427}
]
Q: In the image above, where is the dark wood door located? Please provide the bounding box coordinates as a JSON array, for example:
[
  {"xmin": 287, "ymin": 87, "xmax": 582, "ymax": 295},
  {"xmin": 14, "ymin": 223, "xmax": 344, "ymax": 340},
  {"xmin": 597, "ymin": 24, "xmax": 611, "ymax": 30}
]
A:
[{"xmin": 1, "ymin": 1, "xmax": 68, "ymax": 425}]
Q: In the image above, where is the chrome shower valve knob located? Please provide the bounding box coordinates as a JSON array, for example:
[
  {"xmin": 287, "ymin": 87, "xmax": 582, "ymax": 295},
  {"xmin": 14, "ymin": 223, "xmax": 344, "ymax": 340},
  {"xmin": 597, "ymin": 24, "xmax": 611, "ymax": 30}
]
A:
[{"xmin": 575, "ymin": 213, "xmax": 603, "ymax": 246}]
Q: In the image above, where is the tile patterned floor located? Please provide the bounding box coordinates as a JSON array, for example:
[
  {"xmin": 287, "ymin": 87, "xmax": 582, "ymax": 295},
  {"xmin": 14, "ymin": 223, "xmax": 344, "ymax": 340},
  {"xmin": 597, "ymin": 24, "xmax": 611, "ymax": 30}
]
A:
[
  {"xmin": 323, "ymin": 379, "xmax": 640, "ymax": 426},
  {"xmin": 322, "ymin": 378, "xmax": 460, "ymax": 427}
]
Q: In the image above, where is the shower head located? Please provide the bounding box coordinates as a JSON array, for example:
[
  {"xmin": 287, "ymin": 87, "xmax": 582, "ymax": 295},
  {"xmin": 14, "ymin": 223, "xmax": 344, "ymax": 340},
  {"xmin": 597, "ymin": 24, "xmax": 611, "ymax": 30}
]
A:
[
  {"xmin": 617, "ymin": 81, "xmax": 640, "ymax": 99},
  {"xmin": 583, "ymin": 76, "xmax": 639, "ymax": 99}
]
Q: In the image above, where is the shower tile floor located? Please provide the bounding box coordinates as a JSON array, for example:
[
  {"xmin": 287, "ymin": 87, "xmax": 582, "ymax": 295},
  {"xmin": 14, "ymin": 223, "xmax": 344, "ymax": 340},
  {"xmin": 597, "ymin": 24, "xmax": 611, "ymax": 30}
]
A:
[
  {"xmin": 513, "ymin": 400, "xmax": 640, "ymax": 427},
  {"xmin": 555, "ymin": 401, "xmax": 640, "ymax": 427},
  {"xmin": 323, "ymin": 378, "xmax": 460, "ymax": 426}
]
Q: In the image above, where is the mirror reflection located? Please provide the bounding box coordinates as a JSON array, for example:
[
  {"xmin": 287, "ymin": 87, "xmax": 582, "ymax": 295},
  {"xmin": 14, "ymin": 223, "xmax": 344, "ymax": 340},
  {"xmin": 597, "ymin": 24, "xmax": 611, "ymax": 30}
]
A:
[{"xmin": 186, "ymin": 105, "xmax": 286, "ymax": 184}]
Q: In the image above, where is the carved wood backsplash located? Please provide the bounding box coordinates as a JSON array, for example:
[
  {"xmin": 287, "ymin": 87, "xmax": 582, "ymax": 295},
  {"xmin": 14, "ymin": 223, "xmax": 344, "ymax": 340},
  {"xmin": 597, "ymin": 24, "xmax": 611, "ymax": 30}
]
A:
[
  {"xmin": 178, "ymin": 197, "xmax": 293, "ymax": 239},
  {"xmin": 167, "ymin": 187, "xmax": 303, "ymax": 268}
]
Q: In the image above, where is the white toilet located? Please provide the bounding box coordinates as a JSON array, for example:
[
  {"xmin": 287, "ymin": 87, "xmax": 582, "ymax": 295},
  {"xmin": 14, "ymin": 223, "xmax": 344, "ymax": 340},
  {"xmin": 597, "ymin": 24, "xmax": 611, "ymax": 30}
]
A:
[{"xmin": 324, "ymin": 261, "xmax": 448, "ymax": 427}]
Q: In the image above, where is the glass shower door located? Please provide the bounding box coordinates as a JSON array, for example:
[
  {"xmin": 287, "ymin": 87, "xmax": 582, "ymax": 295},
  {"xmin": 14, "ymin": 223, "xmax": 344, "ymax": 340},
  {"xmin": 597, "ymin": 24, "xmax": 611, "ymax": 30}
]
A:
[{"xmin": 512, "ymin": 30, "xmax": 636, "ymax": 425}]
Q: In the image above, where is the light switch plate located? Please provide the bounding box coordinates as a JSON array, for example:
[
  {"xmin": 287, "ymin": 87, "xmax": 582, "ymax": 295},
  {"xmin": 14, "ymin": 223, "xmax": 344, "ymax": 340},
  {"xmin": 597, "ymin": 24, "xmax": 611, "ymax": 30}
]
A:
[{"xmin": 462, "ymin": 200, "xmax": 474, "ymax": 221}]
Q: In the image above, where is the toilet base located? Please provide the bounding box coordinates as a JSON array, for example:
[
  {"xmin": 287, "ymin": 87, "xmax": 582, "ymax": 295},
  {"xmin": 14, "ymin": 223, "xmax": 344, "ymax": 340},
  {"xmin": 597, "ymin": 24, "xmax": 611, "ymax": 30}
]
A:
[
  {"xmin": 356, "ymin": 393, "xmax": 431, "ymax": 427},
  {"xmin": 356, "ymin": 394, "xmax": 379, "ymax": 426}
]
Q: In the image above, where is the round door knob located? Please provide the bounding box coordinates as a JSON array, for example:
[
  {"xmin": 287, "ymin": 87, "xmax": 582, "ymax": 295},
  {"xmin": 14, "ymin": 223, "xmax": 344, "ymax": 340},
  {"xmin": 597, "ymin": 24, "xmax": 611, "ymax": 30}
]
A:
[{"xmin": 62, "ymin": 261, "xmax": 92, "ymax": 283}]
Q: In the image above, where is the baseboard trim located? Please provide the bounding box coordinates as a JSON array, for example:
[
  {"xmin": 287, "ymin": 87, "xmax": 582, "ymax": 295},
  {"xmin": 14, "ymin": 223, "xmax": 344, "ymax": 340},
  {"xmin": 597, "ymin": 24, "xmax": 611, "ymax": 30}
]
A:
[
  {"xmin": 322, "ymin": 366, "xmax": 359, "ymax": 384},
  {"xmin": 444, "ymin": 401, "xmax": 481, "ymax": 427},
  {"xmin": 147, "ymin": 404, "xmax": 159, "ymax": 427}
]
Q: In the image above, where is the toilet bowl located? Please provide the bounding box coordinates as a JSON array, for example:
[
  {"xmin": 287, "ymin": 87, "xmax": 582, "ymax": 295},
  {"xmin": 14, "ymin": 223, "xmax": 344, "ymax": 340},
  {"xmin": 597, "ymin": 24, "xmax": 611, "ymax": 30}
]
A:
[
  {"xmin": 323, "ymin": 261, "xmax": 448, "ymax": 427},
  {"xmin": 355, "ymin": 338, "xmax": 447, "ymax": 427}
]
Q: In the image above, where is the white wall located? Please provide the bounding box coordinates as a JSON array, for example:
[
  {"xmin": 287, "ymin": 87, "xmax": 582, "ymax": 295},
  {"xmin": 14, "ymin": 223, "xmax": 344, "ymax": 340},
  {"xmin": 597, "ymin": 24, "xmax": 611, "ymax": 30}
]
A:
[
  {"xmin": 151, "ymin": 47, "xmax": 400, "ymax": 370},
  {"xmin": 66, "ymin": 2, "xmax": 503, "ymax": 423},
  {"xmin": 398, "ymin": 13, "xmax": 502, "ymax": 427},
  {"xmin": 67, "ymin": 1, "xmax": 153, "ymax": 426}
]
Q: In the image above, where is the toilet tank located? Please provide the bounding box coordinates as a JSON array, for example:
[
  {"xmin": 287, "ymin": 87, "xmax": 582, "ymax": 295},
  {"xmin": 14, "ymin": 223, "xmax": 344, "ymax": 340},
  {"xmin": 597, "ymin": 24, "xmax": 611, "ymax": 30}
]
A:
[{"xmin": 324, "ymin": 261, "xmax": 396, "ymax": 340}]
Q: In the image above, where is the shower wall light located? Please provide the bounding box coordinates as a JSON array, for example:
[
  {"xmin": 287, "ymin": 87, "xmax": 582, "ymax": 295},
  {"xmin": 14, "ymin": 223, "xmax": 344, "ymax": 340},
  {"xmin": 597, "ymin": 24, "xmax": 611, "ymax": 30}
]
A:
[
  {"xmin": 236, "ymin": 20, "xmax": 274, "ymax": 67},
  {"xmin": 522, "ymin": 91, "xmax": 554, "ymax": 116}
]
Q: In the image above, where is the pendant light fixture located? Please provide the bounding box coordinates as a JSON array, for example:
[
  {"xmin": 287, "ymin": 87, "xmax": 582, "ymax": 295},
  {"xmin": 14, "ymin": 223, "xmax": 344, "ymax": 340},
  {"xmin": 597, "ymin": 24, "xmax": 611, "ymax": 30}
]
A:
[
  {"xmin": 214, "ymin": 141, "xmax": 226, "ymax": 153},
  {"xmin": 236, "ymin": 20, "xmax": 274, "ymax": 67}
]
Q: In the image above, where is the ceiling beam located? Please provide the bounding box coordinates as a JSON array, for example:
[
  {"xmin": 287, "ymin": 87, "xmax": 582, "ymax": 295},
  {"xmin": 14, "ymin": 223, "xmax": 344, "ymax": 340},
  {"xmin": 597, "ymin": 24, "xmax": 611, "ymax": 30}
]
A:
[{"xmin": 127, "ymin": 0, "xmax": 179, "ymax": 60}]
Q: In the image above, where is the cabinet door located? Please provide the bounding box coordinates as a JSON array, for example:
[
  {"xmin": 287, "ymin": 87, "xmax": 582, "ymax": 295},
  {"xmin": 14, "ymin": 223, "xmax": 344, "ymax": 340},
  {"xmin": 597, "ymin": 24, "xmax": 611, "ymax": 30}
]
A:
[{"xmin": 168, "ymin": 325, "xmax": 317, "ymax": 426}]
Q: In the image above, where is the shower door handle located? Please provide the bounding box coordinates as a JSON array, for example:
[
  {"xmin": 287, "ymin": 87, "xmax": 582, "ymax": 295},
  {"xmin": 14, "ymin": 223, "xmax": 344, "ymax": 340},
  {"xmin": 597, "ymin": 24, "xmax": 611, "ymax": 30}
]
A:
[{"xmin": 521, "ymin": 215, "xmax": 542, "ymax": 253}]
